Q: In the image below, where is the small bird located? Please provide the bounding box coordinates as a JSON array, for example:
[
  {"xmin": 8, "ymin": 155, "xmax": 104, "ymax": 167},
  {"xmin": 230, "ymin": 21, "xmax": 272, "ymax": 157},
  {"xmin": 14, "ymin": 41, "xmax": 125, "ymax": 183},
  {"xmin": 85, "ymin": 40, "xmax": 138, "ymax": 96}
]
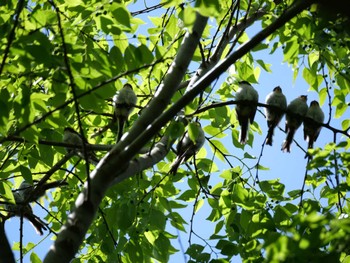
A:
[
  {"xmin": 303, "ymin": 100, "xmax": 324, "ymax": 149},
  {"xmin": 5, "ymin": 192, "xmax": 47, "ymax": 235},
  {"xmin": 235, "ymin": 81, "xmax": 259, "ymax": 144},
  {"xmin": 18, "ymin": 180, "xmax": 68, "ymax": 203},
  {"xmin": 63, "ymin": 127, "xmax": 99, "ymax": 165},
  {"xmin": 113, "ymin": 83, "xmax": 137, "ymax": 142},
  {"xmin": 265, "ymin": 86, "xmax": 287, "ymax": 146},
  {"xmin": 169, "ymin": 122, "xmax": 205, "ymax": 174},
  {"xmin": 281, "ymin": 95, "xmax": 308, "ymax": 153}
]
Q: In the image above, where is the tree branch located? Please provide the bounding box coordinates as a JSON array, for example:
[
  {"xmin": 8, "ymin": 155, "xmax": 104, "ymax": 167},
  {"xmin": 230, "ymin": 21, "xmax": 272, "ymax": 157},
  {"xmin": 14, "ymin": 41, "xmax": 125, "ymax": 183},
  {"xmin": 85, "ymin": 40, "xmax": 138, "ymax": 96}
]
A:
[
  {"xmin": 43, "ymin": 13, "xmax": 209, "ymax": 263},
  {"xmin": 194, "ymin": 100, "xmax": 350, "ymax": 138},
  {"xmin": 111, "ymin": 135, "xmax": 170, "ymax": 186},
  {"xmin": 0, "ymin": 219, "xmax": 15, "ymax": 263},
  {"xmin": 3, "ymin": 136, "xmax": 113, "ymax": 151}
]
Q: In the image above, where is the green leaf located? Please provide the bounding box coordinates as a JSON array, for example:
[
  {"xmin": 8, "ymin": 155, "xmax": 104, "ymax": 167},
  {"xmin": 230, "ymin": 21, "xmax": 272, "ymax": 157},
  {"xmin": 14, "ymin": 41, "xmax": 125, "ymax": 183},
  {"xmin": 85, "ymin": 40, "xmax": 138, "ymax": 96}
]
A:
[
  {"xmin": 318, "ymin": 87, "xmax": 327, "ymax": 106},
  {"xmin": 170, "ymin": 212, "xmax": 187, "ymax": 232},
  {"xmin": 194, "ymin": 199, "xmax": 204, "ymax": 213},
  {"xmin": 214, "ymin": 220, "xmax": 224, "ymax": 234},
  {"xmin": 154, "ymin": 233, "xmax": 175, "ymax": 262},
  {"xmin": 110, "ymin": 4, "xmax": 131, "ymax": 29},
  {"xmin": 0, "ymin": 180, "xmax": 14, "ymax": 203},
  {"xmin": 187, "ymin": 122, "xmax": 202, "ymax": 142},
  {"xmin": 256, "ymin": 59, "xmax": 272, "ymax": 72},
  {"xmin": 125, "ymin": 239, "xmax": 143, "ymax": 262},
  {"xmin": 19, "ymin": 165, "xmax": 32, "ymax": 182},
  {"xmin": 186, "ymin": 244, "xmax": 204, "ymax": 258},
  {"xmin": 209, "ymin": 139, "xmax": 228, "ymax": 162},
  {"xmin": 178, "ymin": 5, "xmax": 196, "ymax": 28},
  {"xmin": 136, "ymin": 44, "xmax": 154, "ymax": 64},
  {"xmin": 178, "ymin": 189, "xmax": 196, "ymax": 201},
  {"xmin": 30, "ymin": 252, "xmax": 42, "ymax": 263},
  {"xmin": 283, "ymin": 39, "xmax": 299, "ymax": 62},
  {"xmin": 115, "ymin": 203, "xmax": 136, "ymax": 230},
  {"xmin": 259, "ymin": 180, "xmax": 285, "ymax": 200},
  {"xmin": 195, "ymin": 0, "xmax": 221, "ymax": 17},
  {"xmin": 124, "ymin": 44, "xmax": 139, "ymax": 70},
  {"xmin": 342, "ymin": 119, "xmax": 350, "ymax": 131},
  {"xmin": 150, "ymin": 209, "xmax": 166, "ymax": 230}
]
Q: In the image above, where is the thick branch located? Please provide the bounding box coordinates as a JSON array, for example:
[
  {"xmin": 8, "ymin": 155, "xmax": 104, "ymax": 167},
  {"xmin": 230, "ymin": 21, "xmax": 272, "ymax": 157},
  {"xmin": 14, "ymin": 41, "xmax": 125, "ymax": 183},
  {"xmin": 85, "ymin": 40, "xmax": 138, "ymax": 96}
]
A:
[
  {"xmin": 111, "ymin": 135, "xmax": 170, "ymax": 185},
  {"xmin": 43, "ymin": 13, "xmax": 208, "ymax": 263},
  {"xmin": 117, "ymin": 0, "xmax": 316, "ymax": 164},
  {"xmin": 113, "ymin": 13, "xmax": 209, "ymax": 153}
]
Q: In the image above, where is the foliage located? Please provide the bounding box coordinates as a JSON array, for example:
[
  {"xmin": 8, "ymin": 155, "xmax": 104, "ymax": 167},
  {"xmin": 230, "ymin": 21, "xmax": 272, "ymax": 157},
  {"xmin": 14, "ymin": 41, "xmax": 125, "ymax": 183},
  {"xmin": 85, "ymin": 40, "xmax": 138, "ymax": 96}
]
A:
[{"xmin": 0, "ymin": 0, "xmax": 349, "ymax": 262}]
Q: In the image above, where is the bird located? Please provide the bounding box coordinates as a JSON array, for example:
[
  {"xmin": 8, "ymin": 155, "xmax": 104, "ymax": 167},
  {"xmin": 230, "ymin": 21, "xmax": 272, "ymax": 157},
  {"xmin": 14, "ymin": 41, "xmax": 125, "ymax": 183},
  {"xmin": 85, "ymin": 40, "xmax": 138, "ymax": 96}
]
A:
[
  {"xmin": 5, "ymin": 192, "xmax": 47, "ymax": 235},
  {"xmin": 63, "ymin": 127, "xmax": 99, "ymax": 165},
  {"xmin": 303, "ymin": 100, "xmax": 324, "ymax": 150},
  {"xmin": 281, "ymin": 95, "xmax": 308, "ymax": 153},
  {"xmin": 113, "ymin": 83, "xmax": 137, "ymax": 142},
  {"xmin": 235, "ymin": 81, "xmax": 259, "ymax": 144},
  {"xmin": 169, "ymin": 122, "xmax": 205, "ymax": 174},
  {"xmin": 265, "ymin": 86, "xmax": 287, "ymax": 146},
  {"xmin": 18, "ymin": 180, "xmax": 68, "ymax": 203}
]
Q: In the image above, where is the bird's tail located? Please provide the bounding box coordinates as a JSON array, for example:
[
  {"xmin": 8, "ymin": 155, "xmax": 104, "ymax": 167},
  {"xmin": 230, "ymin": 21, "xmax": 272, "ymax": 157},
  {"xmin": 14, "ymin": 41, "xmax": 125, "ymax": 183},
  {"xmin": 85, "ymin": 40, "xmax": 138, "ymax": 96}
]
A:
[
  {"xmin": 117, "ymin": 117, "xmax": 125, "ymax": 143},
  {"xmin": 239, "ymin": 119, "xmax": 249, "ymax": 144},
  {"xmin": 281, "ymin": 129, "xmax": 295, "ymax": 153},
  {"xmin": 265, "ymin": 126, "xmax": 275, "ymax": 146},
  {"xmin": 307, "ymin": 136, "xmax": 314, "ymax": 149},
  {"xmin": 24, "ymin": 213, "xmax": 47, "ymax": 235},
  {"xmin": 303, "ymin": 136, "xmax": 315, "ymax": 159}
]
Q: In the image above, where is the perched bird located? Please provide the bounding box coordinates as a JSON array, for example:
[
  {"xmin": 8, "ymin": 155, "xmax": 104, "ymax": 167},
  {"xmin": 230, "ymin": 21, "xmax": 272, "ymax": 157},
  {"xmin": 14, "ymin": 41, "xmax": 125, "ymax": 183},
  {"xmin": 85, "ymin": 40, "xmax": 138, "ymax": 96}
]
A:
[
  {"xmin": 265, "ymin": 86, "xmax": 287, "ymax": 146},
  {"xmin": 281, "ymin": 95, "xmax": 308, "ymax": 153},
  {"xmin": 63, "ymin": 127, "xmax": 99, "ymax": 165},
  {"xmin": 5, "ymin": 192, "xmax": 47, "ymax": 235},
  {"xmin": 303, "ymin": 100, "xmax": 325, "ymax": 149},
  {"xmin": 113, "ymin": 83, "xmax": 137, "ymax": 142},
  {"xmin": 235, "ymin": 81, "xmax": 259, "ymax": 144},
  {"xmin": 170, "ymin": 122, "xmax": 205, "ymax": 174},
  {"xmin": 18, "ymin": 180, "xmax": 68, "ymax": 203}
]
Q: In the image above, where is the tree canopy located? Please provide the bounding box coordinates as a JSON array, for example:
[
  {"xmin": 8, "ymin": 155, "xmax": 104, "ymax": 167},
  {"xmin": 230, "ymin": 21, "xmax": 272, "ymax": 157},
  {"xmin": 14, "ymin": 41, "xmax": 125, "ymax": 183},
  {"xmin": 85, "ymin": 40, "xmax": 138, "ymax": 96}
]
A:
[{"xmin": 0, "ymin": 0, "xmax": 350, "ymax": 262}]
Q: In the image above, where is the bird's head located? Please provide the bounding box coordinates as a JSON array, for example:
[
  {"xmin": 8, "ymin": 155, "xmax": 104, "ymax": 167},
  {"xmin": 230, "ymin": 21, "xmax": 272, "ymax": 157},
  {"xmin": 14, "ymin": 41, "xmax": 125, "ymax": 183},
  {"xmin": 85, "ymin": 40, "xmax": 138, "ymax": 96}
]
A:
[
  {"xmin": 310, "ymin": 100, "xmax": 319, "ymax": 107},
  {"xmin": 300, "ymin": 95, "xmax": 308, "ymax": 102},
  {"xmin": 64, "ymin": 127, "xmax": 76, "ymax": 133},
  {"xmin": 123, "ymin": 83, "xmax": 133, "ymax": 89},
  {"xmin": 273, "ymin": 86, "xmax": 282, "ymax": 93},
  {"xmin": 238, "ymin": 80, "xmax": 251, "ymax": 87}
]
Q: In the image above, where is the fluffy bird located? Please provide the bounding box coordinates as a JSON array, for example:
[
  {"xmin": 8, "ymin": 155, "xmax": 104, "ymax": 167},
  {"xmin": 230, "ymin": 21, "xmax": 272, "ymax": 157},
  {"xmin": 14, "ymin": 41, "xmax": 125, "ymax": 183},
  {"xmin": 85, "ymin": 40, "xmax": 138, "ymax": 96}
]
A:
[
  {"xmin": 281, "ymin": 95, "xmax": 308, "ymax": 152},
  {"xmin": 303, "ymin": 100, "xmax": 324, "ymax": 149},
  {"xmin": 113, "ymin": 83, "xmax": 137, "ymax": 142},
  {"xmin": 265, "ymin": 86, "xmax": 287, "ymax": 146},
  {"xmin": 5, "ymin": 192, "xmax": 47, "ymax": 235},
  {"xmin": 63, "ymin": 127, "xmax": 99, "ymax": 165},
  {"xmin": 235, "ymin": 81, "xmax": 259, "ymax": 144},
  {"xmin": 170, "ymin": 122, "xmax": 205, "ymax": 174}
]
